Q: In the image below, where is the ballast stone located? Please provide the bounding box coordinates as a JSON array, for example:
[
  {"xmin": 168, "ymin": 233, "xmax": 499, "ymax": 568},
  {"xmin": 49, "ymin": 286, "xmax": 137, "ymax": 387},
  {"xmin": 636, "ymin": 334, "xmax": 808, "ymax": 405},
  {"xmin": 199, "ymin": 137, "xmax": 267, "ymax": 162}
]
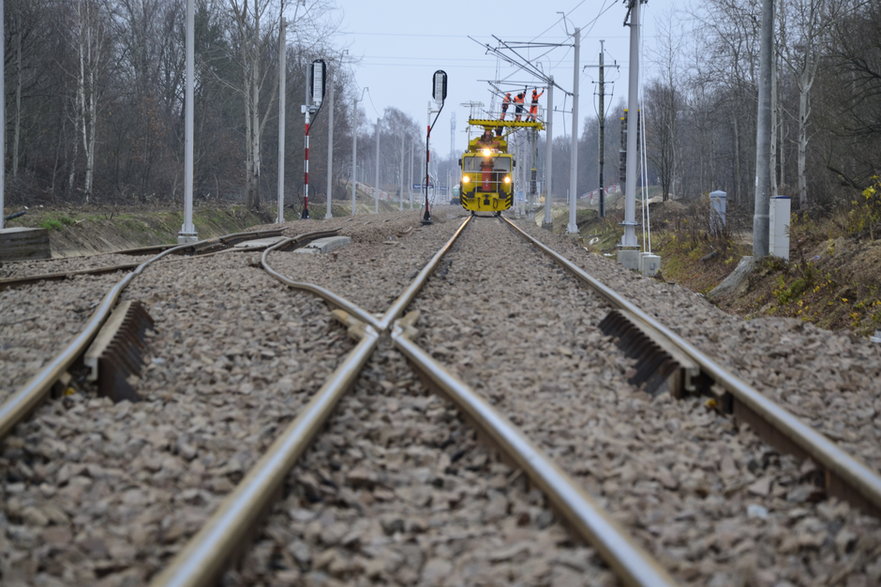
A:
[{"xmin": 296, "ymin": 236, "xmax": 352, "ymax": 254}]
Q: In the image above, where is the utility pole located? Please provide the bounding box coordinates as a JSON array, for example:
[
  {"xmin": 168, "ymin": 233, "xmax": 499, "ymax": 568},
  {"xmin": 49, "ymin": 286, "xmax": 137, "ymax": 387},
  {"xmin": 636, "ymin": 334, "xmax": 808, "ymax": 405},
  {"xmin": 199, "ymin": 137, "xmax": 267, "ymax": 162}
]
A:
[
  {"xmin": 178, "ymin": 0, "xmax": 197, "ymax": 243},
  {"xmin": 409, "ymin": 138, "xmax": 415, "ymax": 209},
  {"xmin": 0, "ymin": 0, "xmax": 5, "ymax": 230},
  {"xmin": 325, "ymin": 52, "xmax": 347, "ymax": 219},
  {"xmin": 585, "ymin": 40, "xmax": 618, "ymax": 218},
  {"xmin": 399, "ymin": 134, "xmax": 405, "ymax": 210},
  {"xmin": 324, "ymin": 68, "xmax": 335, "ymax": 219},
  {"xmin": 753, "ymin": 0, "xmax": 774, "ymax": 257},
  {"xmin": 566, "ymin": 27, "xmax": 581, "ymax": 235},
  {"xmin": 597, "ymin": 45, "xmax": 606, "ymax": 218},
  {"xmin": 374, "ymin": 119, "xmax": 380, "ymax": 214},
  {"xmin": 276, "ymin": 18, "xmax": 286, "ymax": 224},
  {"xmin": 618, "ymin": 0, "xmax": 642, "ymax": 268},
  {"xmin": 351, "ymin": 87, "xmax": 367, "ymax": 216},
  {"xmin": 450, "ymin": 113, "xmax": 456, "ymax": 204},
  {"xmin": 543, "ymin": 79, "xmax": 554, "ymax": 227}
]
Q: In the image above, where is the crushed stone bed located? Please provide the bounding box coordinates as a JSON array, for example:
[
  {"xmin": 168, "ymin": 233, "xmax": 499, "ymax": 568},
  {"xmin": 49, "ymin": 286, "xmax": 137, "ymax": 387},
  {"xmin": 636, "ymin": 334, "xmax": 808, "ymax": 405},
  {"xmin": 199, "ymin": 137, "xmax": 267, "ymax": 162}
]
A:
[
  {"xmin": 227, "ymin": 341, "xmax": 608, "ymax": 586},
  {"xmin": 409, "ymin": 217, "xmax": 881, "ymax": 584},
  {"xmin": 1, "ymin": 209, "xmax": 879, "ymax": 585}
]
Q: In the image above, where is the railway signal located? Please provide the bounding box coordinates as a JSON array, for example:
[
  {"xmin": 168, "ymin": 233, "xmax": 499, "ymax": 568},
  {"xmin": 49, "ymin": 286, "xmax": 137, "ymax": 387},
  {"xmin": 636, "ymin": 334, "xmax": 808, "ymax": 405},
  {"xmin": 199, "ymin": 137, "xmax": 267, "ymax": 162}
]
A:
[
  {"xmin": 422, "ymin": 70, "xmax": 447, "ymax": 225},
  {"xmin": 301, "ymin": 59, "xmax": 326, "ymax": 219}
]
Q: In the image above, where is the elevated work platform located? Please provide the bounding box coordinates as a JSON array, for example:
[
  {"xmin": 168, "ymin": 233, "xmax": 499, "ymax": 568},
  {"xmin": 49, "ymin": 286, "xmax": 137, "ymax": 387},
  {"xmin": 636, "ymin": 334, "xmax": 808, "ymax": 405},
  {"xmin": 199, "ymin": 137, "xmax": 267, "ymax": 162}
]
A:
[{"xmin": 469, "ymin": 118, "xmax": 544, "ymax": 131}]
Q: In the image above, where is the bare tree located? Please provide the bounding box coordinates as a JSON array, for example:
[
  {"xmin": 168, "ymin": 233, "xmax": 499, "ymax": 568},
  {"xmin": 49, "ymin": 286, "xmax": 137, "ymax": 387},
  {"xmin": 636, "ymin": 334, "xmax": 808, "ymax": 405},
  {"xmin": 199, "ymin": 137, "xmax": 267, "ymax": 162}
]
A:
[
  {"xmin": 778, "ymin": 0, "xmax": 853, "ymax": 209},
  {"xmin": 647, "ymin": 12, "xmax": 686, "ymax": 201},
  {"xmin": 64, "ymin": 0, "xmax": 113, "ymax": 202},
  {"xmin": 223, "ymin": 0, "xmax": 285, "ymax": 210}
]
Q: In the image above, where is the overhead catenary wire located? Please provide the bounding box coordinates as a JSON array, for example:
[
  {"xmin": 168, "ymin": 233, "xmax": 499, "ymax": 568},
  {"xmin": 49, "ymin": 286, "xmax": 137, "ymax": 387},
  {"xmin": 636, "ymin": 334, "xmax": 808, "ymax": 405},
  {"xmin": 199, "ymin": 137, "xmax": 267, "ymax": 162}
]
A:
[{"xmin": 578, "ymin": 0, "xmax": 617, "ymax": 39}]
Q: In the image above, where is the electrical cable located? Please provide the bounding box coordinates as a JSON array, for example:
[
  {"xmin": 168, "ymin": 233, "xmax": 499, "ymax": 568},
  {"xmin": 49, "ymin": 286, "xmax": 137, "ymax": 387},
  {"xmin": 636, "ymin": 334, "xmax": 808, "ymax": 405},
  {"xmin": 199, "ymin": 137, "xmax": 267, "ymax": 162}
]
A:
[
  {"xmin": 364, "ymin": 87, "xmax": 380, "ymax": 118},
  {"xmin": 579, "ymin": 0, "xmax": 617, "ymax": 39},
  {"xmin": 529, "ymin": 0, "xmax": 591, "ymax": 43}
]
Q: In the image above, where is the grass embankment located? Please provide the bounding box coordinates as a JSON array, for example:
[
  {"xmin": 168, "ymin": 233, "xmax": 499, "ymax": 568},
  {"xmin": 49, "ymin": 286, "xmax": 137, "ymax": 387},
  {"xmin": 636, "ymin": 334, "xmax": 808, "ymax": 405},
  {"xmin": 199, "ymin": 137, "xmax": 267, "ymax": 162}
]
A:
[{"xmin": 542, "ymin": 190, "xmax": 881, "ymax": 337}]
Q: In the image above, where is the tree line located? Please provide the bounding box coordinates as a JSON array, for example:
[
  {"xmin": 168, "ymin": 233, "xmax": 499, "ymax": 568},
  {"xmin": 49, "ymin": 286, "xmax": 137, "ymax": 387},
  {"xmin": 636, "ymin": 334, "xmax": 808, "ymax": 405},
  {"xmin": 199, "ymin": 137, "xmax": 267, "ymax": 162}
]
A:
[
  {"xmin": 4, "ymin": 0, "xmax": 879, "ymax": 219},
  {"xmin": 2, "ymin": 0, "xmax": 424, "ymax": 214},
  {"xmin": 635, "ymin": 0, "xmax": 880, "ymax": 214}
]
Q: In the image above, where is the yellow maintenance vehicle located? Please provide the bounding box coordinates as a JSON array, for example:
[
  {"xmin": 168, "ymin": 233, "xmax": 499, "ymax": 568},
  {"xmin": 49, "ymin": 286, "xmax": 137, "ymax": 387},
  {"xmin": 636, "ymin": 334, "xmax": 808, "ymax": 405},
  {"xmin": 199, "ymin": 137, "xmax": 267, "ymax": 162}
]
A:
[{"xmin": 458, "ymin": 117, "xmax": 543, "ymax": 215}]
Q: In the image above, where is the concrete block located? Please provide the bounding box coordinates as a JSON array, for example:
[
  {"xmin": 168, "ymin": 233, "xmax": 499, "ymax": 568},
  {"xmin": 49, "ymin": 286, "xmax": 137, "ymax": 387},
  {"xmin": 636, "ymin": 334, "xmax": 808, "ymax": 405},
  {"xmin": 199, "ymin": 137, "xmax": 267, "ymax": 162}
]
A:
[
  {"xmin": 617, "ymin": 248, "xmax": 641, "ymax": 270},
  {"xmin": 640, "ymin": 253, "xmax": 661, "ymax": 277},
  {"xmin": 295, "ymin": 236, "xmax": 352, "ymax": 254},
  {"xmin": 233, "ymin": 236, "xmax": 287, "ymax": 250},
  {"xmin": 0, "ymin": 227, "xmax": 51, "ymax": 262}
]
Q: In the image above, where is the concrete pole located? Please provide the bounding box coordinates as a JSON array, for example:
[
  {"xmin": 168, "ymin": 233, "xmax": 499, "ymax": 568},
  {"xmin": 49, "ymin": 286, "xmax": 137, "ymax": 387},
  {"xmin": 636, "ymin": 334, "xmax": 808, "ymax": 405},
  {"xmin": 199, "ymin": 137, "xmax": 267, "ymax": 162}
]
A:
[
  {"xmin": 0, "ymin": 0, "xmax": 7, "ymax": 231},
  {"xmin": 351, "ymin": 88, "xmax": 366, "ymax": 216},
  {"xmin": 399, "ymin": 135, "xmax": 405, "ymax": 210},
  {"xmin": 542, "ymin": 77, "xmax": 554, "ymax": 227},
  {"xmin": 567, "ymin": 27, "xmax": 581, "ymax": 234},
  {"xmin": 753, "ymin": 0, "xmax": 774, "ymax": 257},
  {"xmin": 178, "ymin": 0, "xmax": 197, "ymax": 243},
  {"xmin": 450, "ymin": 113, "xmax": 456, "ymax": 203},
  {"xmin": 351, "ymin": 106, "xmax": 357, "ymax": 216},
  {"xmin": 276, "ymin": 18, "xmax": 286, "ymax": 224},
  {"xmin": 598, "ymin": 41, "xmax": 606, "ymax": 218},
  {"xmin": 374, "ymin": 120, "xmax": 380, "ymax": 213},
  {"xmin": 0, "ymin": 0, "xmax": 5, "ymax": 229},
  {"xmin": 621, "ymin": 0, "xmax": 640, "ymax": 251},
  {"xmin": 409, "ymin": 138, "xmax": 415, "ymax": 208},
  {"xmin": 325, "ymin": 69, "xmax": 335, "ymax": 219}
]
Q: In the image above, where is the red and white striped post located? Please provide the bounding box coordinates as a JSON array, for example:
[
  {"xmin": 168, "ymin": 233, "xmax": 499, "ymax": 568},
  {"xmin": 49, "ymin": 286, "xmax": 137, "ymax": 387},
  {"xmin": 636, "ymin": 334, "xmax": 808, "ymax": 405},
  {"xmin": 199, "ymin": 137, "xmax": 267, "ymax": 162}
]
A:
[{"xmin": 302, "ymin": 110, "xmax": 312, "ymax": 218}]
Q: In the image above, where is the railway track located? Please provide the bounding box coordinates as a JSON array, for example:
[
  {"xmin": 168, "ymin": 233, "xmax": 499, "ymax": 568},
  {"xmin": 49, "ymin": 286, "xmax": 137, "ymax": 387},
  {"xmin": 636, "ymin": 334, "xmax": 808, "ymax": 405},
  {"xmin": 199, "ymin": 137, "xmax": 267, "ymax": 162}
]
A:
[{"xmin": 2, "ymin": 211, "xmax": 880, "ymax": 585}]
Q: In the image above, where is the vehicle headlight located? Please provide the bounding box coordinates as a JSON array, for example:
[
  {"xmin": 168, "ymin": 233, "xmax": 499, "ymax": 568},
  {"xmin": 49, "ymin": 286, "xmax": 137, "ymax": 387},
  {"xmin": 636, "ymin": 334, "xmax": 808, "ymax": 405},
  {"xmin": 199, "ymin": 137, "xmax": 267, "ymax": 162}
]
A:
[
  {"xmin": 462, "ymin": 175, "xmax": 470, "ymax": 184},
  {"xmin": 481, "ymin": 148, "xmax": 491, "ymax": 158},
  {"xmin": 503, "ymin": 175, "xmax": 511, "ymax": 184}
]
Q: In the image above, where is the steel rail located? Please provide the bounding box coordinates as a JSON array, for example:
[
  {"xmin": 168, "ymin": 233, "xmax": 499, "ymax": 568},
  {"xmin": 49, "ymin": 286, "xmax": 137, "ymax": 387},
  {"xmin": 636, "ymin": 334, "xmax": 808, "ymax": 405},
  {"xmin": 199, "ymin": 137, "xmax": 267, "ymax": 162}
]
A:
[
  {"xmin": 155, "ymin": 219, "xmax": 473, "ymax": 584},
  {"xmin": 260, "ymin": 232, "xmax": 382, "ymax": 331},
  {"xmin": 150, "ymin": 326, "xmax": 381, "ymax": 587},
  {"xmin": 260, "ymin": 217, "xmax": 473, "ymax": 333},
  {"xmin": 0, "ymin": 229, "xmax": 328, "ymax": 441},
  {"xmin": 377, "ymin": 216, "xmax": 471, "ymax": 330},
  {"xmin": 0, "ymin": 263, "xmax": 141, "ymax": 290},
  {"xmin": 0, "ymin": 241, "xmax": 195, "ymax": 440},
  {"xmin": 390, "ymin": 324, "xmax": 677, "ymax": 587},
  {"xmin": 0, "ymin": 230, "xmax": 290, "ymax": 290},
  {"xmin": 502, "ymin": 217, "xmax": 881, "ymax": 517}
]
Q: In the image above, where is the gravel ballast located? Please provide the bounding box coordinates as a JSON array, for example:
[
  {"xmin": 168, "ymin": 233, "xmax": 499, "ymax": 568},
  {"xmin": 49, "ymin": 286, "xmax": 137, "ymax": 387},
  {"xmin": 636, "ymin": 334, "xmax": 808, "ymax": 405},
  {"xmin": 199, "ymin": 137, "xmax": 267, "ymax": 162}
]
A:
[{"xmin": 1, "ymin": 208, "xmax": 879, "ymax": 585}]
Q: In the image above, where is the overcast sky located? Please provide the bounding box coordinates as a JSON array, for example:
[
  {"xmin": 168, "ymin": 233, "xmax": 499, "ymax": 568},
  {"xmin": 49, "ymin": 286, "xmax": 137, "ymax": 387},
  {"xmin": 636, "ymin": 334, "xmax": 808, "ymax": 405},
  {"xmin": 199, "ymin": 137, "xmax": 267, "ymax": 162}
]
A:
[{"xmin": 334, "ymin": 0, "xmax": 679, "ymax": 157}]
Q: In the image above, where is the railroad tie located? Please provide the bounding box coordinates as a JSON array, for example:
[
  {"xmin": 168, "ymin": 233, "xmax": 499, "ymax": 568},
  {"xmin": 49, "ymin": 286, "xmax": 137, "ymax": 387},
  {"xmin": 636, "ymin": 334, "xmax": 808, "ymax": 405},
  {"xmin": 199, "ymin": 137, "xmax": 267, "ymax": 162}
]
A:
[
  {"xmin": 598, "ymin": 308, "xmax": 702, "ymax": 397},
  {"xmin": 84, "ymin": 300, "xmax": 155, "ymax": 402}
]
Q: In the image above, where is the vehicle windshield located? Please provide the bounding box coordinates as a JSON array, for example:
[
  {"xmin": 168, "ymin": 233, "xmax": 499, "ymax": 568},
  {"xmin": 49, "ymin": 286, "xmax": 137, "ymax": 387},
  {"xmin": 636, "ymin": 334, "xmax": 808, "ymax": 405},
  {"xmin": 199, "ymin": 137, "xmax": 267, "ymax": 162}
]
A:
[{"xmin": 463, "ymin": 156, "xmax": 510, "ymax": 173}]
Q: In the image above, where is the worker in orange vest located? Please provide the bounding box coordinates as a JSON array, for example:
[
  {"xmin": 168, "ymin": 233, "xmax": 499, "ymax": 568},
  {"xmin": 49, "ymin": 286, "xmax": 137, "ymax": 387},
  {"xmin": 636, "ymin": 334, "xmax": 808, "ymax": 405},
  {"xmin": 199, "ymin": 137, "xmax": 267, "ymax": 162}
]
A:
[
  {"xmin": 500, "ymin": 92, "xmax": 512, "ymax": 120},
  {"xmin": 528, "ymin": 88, "xmax": 544, "ymax": 122},
  {"xmin": 513, "ymin": 91, "xmax": 525, "ymax": 121}
]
